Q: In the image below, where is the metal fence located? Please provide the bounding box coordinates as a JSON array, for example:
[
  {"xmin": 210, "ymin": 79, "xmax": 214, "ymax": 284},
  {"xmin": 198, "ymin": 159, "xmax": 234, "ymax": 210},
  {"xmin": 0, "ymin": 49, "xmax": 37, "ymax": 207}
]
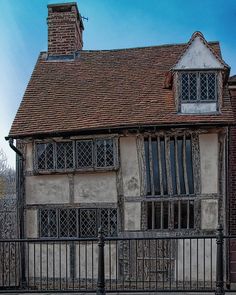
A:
[{"xmin": 0, "ymin": 225, "xmax": 234, "ymax": 294}]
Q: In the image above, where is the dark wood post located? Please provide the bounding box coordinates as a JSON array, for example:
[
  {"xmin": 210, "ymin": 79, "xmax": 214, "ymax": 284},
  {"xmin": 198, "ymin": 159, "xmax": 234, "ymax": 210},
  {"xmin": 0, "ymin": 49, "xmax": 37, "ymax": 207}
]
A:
[
  {"xmin": 97, "ymin": 227, "xmax": 105, "ymax": 294},
  {"xmin": 216, "ymin": 224, "xmax": 225, "ymax": 295}
]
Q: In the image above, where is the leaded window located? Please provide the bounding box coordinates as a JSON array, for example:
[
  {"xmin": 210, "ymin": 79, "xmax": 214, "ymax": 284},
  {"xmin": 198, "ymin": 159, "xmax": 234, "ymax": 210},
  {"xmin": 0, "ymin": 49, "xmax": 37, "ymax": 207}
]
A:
[
  {"xmin": 39, "ymin": 208, "xmax": 117, "ymax": 238},
  {"xmin": 37, "ymin": 143, "xmax": 54, "ymax": 170},
  {"xmin": 56, "ymin": 142, "xmax": 74, "ymax": 169},
  {"xmin": 35, "ymin": 137, "xmax": 117, "ymax": 172},
  {"xmin": 180, "ymin": 72, "xmax": 217, "ymax": 102}
]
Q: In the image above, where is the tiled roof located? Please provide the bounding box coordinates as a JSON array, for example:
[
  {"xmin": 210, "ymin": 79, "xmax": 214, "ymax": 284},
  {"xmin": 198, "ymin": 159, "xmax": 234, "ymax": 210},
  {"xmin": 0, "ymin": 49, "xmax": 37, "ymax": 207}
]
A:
[{"xmin": 9, "ymin": 42, "xmax": 234, "ymax": 138}]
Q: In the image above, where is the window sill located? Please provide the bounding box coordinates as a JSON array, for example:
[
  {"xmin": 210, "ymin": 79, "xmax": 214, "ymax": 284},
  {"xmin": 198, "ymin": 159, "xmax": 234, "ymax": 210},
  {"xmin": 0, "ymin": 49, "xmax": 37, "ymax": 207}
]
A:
[
  {"xmin": 33, "ymin": 166, "xmax": 119, "ymax": 175},
  {"xmin": 180, "ymin": 102, "xmax": 218, "ymax": 114}
]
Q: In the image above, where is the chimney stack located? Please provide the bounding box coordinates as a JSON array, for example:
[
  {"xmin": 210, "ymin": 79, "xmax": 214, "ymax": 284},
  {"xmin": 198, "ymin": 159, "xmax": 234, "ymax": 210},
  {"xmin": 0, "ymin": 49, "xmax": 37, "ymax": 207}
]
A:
[{"xmin": 47, "ymin": 2, "xmax": 84, "ymax": 56}]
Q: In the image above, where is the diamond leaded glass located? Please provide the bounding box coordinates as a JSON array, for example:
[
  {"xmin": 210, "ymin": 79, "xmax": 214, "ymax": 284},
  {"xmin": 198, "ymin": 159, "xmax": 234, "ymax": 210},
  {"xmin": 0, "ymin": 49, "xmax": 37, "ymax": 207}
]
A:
[
  {"xmin": 56, "ymin": 142, "xmax": 74, "ymax": 169},
  {"xmin": 208, "ymin": 73, "xmax": 216, "ymax": 100},
  {"xmin": 181, "ymin": 72, "xmax": 217, "ymax": 102},
  {"xmin": 76, "ymin": 140, "xmax": 93, "ymax": 168},
  {"xmin": 40, "ymin": 209, "xmax": 57, "ymax": 238},
  {"xmin": 59, "ymin": 209, "xmax": 77, "ymax": 237},
  {"xmin": 96, "ymin": 139, "xmax": 114, "ymax": 168},
  {"xmin": 101, "ymin": 208, "xmax": 117, "ymax": 237},
  {"xmin": 39, "ymin": 208, "xmax": 118, "ymax": 238},
  {"xmin": 37, "ymin": 143, "xmax": 54, "ymax": 170},
  {"xmin": 79, "ymin": 209, "xmax": 97, "ymax": 238}
]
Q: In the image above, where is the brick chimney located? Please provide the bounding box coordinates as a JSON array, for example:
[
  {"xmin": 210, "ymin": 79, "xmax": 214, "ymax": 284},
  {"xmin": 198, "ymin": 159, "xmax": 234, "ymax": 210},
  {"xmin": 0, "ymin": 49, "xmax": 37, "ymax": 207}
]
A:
[{"xmin": 47, "ymin": 2, "xmax": 84, "ymax": 56}]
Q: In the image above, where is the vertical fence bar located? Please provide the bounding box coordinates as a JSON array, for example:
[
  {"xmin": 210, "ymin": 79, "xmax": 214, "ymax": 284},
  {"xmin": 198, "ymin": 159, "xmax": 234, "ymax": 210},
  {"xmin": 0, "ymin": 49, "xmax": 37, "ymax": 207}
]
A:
[
  {"xmin": 97, "ymin": 228, "xmax": 105, "ymax": 294},
  {"xmin": 215, "ymin": 224, "xmax": 225, "ymax": 295}
]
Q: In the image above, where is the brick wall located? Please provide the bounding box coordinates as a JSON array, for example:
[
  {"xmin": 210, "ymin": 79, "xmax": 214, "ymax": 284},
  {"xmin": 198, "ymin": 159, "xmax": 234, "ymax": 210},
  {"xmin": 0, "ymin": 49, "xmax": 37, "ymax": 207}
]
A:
[{"xmin": 47, "ymin": 3, "xmax": 84, "ymax": 56}]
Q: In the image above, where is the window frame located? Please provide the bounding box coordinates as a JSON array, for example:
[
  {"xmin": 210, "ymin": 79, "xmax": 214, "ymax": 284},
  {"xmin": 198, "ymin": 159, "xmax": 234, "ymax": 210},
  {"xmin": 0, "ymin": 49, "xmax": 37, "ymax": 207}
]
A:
[
  {"xmin": 179, "ymin": 70, "xmax": 218, "ymax": 104},
  {"xmin": 38, "ymin": 207, "xmax": 118, "ymax": 238},
  {"xmin": 34, "ymin": 137, "xmax": 119, "ymax": 173},
  {"xmin": 143, "ymin": 132, "xmax": 198, "ymax": 231}
]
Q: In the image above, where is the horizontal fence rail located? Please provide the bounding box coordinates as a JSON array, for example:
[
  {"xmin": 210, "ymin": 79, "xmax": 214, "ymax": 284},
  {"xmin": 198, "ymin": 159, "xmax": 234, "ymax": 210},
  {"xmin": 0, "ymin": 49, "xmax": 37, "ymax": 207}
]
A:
[{"xmin": 0, "ymin": 226, "xmax": 235, "ymax": 294}]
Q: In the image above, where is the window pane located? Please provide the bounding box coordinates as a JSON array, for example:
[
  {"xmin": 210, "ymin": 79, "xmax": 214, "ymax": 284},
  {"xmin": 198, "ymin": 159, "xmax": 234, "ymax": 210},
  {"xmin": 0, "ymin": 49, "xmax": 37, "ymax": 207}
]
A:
[
  {"xmin": 147, "ymin": 202, "xmax": 153, "ymax": 229},
  {"xmin": 181, "ymin": 73, "xmax": 189, "ymax": 101},
  {"xmin": 144, "ymin": 138, "xmax": 151, "ymax": 195},
  {"xmin": 186, "ymin": 137, "xmax": 194, "ymax": 194},
  {"xmin": 163, "ymin": 201, "xmax": 169, "ymax": 229},
  {"xmin": 76, "ymin": 140, "xmax": 93, "ymax": 168},
  {"xmin": 59, "ymin": 209, "xmax": 77, "ymax": 237},
  {"xmin": 208, "ymin": 73, "xmax": 216, "ymax": 100},
  {"xmin": 96, "ymin": 139, "xmax": 114, "ymax": 168},
  {"xmin": 200, "ymin": 73, "xmax": 208, "ymax": 100},
  {"xmin": 189, "ymin": 73, "xmax": 197, "ymax": 100},
  {"xmin": 174, "ymin": 201, "xmax": 179, "ymax": 229},
  {"xmin": 189, "ymin": 201, "xmax": 194, "ymax": 229},
  {"xmin": 101, "ymin": 208, "xmax": 117, "ymax": 237},
  {"xmin": 40, "ymin": 209, "xmax": 57, "ymax": 238},
  {"xmin": 160, "ymin": 138, "xmax": 168, "ymax": 195},
  {"xmin": 177, "ymin": 138, "xmax": 186, "ymax": 194},
  {"xmin": 152, "ymin": 138, "xmax": 161, "ymax": 195},
  {"xmin": 57, "ymin": 142, "xmax": 74, "ymax": 169},
  {"xmin": 154, "ymin": 202, "xmax": 161, "ymax": 229},
  {"xmin": 170, "ymin": 138, "xmax": 177, "ymax": 195},
  {"xmin": 37, "ymin": 143, "xmax": 54, "ymax": 170},
  {"xmin": 181, "ymin": 201, "xmax": 188, "ymax": 229},
  {"xmin": 79, "ymin": 209, "xmax": 97, "ymax": 238}
]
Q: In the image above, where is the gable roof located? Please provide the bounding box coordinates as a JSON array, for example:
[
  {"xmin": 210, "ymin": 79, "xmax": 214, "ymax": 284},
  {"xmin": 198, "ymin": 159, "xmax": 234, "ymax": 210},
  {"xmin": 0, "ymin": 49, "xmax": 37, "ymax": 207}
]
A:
[
  {"xmin": 172, "ymin": 31, "xmax": 229, "ymax": 70},
  {"xmin": 8, "ymin": 40, "xmax": 234, "ymax": 138}
]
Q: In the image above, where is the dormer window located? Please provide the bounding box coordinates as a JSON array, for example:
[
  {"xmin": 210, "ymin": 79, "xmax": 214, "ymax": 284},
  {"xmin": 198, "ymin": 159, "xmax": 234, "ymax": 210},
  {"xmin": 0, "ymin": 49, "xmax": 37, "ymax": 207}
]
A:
[{"xmin": 180, "ymin": 71, "xmax": 217, "ymax": 102}]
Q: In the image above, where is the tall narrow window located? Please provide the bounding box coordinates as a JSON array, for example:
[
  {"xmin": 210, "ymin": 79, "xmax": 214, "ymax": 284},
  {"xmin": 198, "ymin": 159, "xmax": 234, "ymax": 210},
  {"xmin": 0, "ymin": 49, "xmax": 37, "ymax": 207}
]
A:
[{"xmin": 145, "ymin": 135, "xmax": 194, "ymax": 196}]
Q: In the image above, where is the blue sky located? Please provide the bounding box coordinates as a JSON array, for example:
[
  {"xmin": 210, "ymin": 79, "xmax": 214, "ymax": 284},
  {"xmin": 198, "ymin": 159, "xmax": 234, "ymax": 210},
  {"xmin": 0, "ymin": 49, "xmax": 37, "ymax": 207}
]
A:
[{"xmin": 0, "ymin": 0, "xmax": 236, "ymax": 166}]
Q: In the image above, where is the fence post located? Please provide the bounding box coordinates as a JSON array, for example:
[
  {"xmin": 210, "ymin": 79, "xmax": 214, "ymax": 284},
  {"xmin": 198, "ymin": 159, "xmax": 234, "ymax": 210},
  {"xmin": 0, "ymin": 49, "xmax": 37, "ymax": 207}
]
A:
[
  {"xmin": 97, "ymin": 227, "xmax": 105, "ymax": 294},
  {"xmin": 216, "ymin": 224, "xmax": 225, "ymax": 295}
]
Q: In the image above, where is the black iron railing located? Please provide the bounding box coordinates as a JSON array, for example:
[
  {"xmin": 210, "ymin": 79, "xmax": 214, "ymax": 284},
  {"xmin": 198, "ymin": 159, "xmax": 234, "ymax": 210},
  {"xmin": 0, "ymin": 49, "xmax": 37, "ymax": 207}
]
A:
[{"xmin": 0, "ymin": 225, "xmax": 235, "ymax": 294}]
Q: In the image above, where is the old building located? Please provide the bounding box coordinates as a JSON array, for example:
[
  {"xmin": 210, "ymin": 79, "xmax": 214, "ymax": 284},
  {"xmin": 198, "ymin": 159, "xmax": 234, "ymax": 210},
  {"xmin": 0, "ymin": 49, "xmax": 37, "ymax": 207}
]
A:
[{"xmin": 5, "ymin": 1, "xmax": 236, "ymax": 290}]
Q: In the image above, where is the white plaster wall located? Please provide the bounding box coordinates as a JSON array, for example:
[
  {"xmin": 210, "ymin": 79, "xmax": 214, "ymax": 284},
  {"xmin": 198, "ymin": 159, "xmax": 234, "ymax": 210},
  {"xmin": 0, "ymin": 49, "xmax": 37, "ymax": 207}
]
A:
[
  {"xmin": 199, "ymin": 133, "xmax": 218, "ymax": 194},
  {"xmin": 26, "ymin": 209, "xmax": 38, "ymax": 238},
  {"xmin": 25, "ymin": 175, "xmax": 70, "ymax": 204},
  {"xmin": 124, "ymin": 202, "xmax": 141, "ymax": 230},
  {"xmin": 120, "ymin": 136, "xmax": 140, "ymax": 197},
  {"xmin": 176, "ymin": 238, "xmax": 216, "ymax": 281},
  {"xmin": 201, "ymin": 199, "xmax": 218, "ymax": 230},
  {"xmin": 174, "ymin": 36, "xmax": 223, "ymax": 69},
  {"xmin": 25, "ymin": 142, "xmax": 33, "ymax": 172},
  {"xmin": 28, "ymin": 244, "xmax": 70, "ymax": 279},
  {"xmin": 74, "ymin": 172, "xmax": 117, "ymax": 203},
  {"xmin": 75, "ymin": 242, "xmax": 117, "ymax": 279}
]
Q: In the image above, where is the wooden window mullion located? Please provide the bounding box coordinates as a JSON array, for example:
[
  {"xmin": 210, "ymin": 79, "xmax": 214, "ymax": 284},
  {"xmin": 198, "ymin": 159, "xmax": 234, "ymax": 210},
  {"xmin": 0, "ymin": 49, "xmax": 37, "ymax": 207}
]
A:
[
  {"xmin": 157, "ymin": 136, "xmax": 163, "ymax": 196},
  {"xmin": 148, "ymin": 136, "xmax": 155, "ymax": 196},
  {"xmin": 183, "ymin": 135, "xmax": 189, "ymax": 195},
  {"xmin": 174, "ymin": 136, "xmax": 180, "ymax": 195}
]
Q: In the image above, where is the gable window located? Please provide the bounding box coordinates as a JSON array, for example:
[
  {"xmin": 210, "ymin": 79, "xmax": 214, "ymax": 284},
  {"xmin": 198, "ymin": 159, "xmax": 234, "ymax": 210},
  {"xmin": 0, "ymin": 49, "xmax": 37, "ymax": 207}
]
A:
[
  {"xmin": 39, "ymin": 207, "xmax": 118, "ymax": 238},
  {"xmin": 180, "ymin": 71, "xmax": 217, "ymax": 102},
  {"xmin": 35, "ymin": 137, "xmax": 118, "ymax": 172}
]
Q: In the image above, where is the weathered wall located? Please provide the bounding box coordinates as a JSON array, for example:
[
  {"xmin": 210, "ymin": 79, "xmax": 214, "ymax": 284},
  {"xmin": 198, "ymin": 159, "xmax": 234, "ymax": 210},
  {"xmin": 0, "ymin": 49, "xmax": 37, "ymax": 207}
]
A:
[
  {"xmin": 74, "ymin": 172, "xmax": 117, "ymax": 203},
  {"xmin": 124, "ymin": 202, "xmax": 141, "ymax": 231},
  {"xmin": 176, "ymin": 238, "xmax": 217, "ymax": 281},
  {"xmin": 120, "ymin": 137, "xmax": 140, "ymax": 197},
  {"xmin": 199, "ymin": 133, "xmax": 218, "ymax": 194},
  {"xmin": 25, "ymin": 175, "xmax": 70, "ymax": 204}
]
